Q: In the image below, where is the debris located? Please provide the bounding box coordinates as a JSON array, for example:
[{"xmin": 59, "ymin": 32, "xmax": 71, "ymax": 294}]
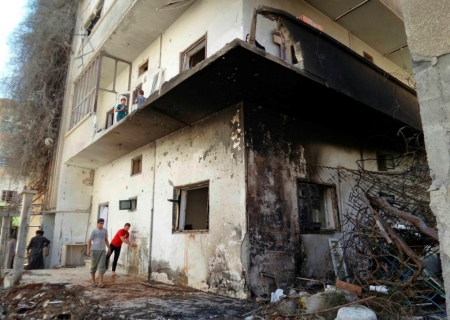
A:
[
  {"xmin": 335, "ymin": 305, "xmax": 377, "ymax": 320},
  {"xmin": 270, "ymin": 289, "xmax": 285, "ymax": 303},
  {"xmin": 13, "ymin": 294, "xmax": 23, "ymax": 300},
  {"xmin": 16, "ymin": 301, "xmax": 36, "ymax": 311},
  {"xmin": 303, "ymin": 296, "xmax": 376, "ymax": 316},
  {"xmin": 276, "ymin": 299, "xmax": 298, "ymax": 314},
  {"xmin": 369, "ymin": 285, "xmax": 389, "ymax": 295},
  {"xmin": 335, "ymin": 280, "xmax": 362, "ymax": 297}
]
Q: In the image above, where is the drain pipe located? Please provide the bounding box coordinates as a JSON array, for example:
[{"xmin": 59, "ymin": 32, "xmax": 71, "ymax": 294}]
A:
[{"xmin": 148, "ymin": 142, "xmax": 157, "ymax": 281}]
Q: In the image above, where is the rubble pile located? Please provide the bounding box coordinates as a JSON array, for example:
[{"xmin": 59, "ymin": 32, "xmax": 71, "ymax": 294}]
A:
[{"xmin": 0, "ymin": 283, "xmax": 98, "ymax": 320}]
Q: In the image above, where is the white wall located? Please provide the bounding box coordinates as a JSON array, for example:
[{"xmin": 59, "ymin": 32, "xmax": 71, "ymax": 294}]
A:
[{"xmin": 89, "ymin": 104, "xmax": 247, "ymax": 297}]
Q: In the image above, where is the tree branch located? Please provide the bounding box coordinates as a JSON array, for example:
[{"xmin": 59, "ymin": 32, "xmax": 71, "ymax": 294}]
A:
[{"xmin": 367, "ymin": 194, "xmax": 439, "ymax": 241}]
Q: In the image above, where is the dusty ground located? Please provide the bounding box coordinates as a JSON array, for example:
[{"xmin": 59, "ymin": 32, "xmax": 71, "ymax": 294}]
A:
[{"xmin": 0, "ymin": 267, "xmax": 259, "ymax": 320}]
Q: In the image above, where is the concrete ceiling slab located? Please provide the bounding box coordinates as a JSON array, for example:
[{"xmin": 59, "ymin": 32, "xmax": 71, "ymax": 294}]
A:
[
  {"xmin": 305, "ymin": 0, "xmax": 408, "ymax": 65},
  {"xmin": 304, "ymin": 0, "xmax": 365, "ymax": 20},
  {"xmin": 102, "ymin": 0, "xmax": 195, "ymax": 62},
  {"xmin": 337, "ymin": 0, "xmax": 407, "ymax": 54}
]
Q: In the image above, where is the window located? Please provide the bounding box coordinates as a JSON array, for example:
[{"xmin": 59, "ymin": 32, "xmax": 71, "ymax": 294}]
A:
[
  {"xmin": 363, "ymin": 51, "xmax": 374, "ymax": 63},
  {"xmin": 132, "ymin": 84, "xmax": 143, "ymax": 105},
  {"xmin": 377, "ymin": 153, "xmax": 395, "ymax": 171},
  {"xmin": 298, "ymin": 182, "xmax": 338, "ymax": 232},
  {"xmin": 105, "ymin": 108, "xmax": 114, "ymax": 129},
  {"xmin": 0, "ymin": 157, "xmax": 11, "ymax": 167},
  {"xmin": 131, "ymin": 155, "xmax": 142, "ymax": 176},
  {"xmin": 85, "ymin": 0, "xmax": 104, "ymax": 36},
  {"xmin": 1, "ymin": 190, "xmax": 17, "ymax": 203},
  {"xmin": 119, "ymin": 197, "xmax": 137, "ymax": 211},
  {"xmin": 70, "ymin": 54, "xmax": 131, "ymax": 130},
  {"xmin": 181, "ymin": 35, "xmax": 206, "ymax": 71},
  {"xmin": 171, "ymin": 182, "xmax": 209, "ymax": 232},
  {"xmin": 138, "ymin": 61, "xmax": 148, "ymax": 77}
]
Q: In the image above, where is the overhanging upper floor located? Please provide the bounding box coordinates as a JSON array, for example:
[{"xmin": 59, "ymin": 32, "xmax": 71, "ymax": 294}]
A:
[{"xmin": 64, "ymin": 9, "xmax": 420, "ymax": 170}]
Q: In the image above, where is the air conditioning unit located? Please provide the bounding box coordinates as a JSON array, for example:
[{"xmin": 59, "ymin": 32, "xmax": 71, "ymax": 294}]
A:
[{"xmin": 2, "ymin": 115, "xmax": 12, "ymax": 123}]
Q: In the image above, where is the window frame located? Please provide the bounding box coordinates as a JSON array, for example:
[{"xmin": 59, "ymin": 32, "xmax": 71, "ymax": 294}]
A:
[
  {"xmin": 1, "ymin": 190, "xmax": 17, "ymax": 203},
  {"xmin": 180, "ymin": 34, "xmax": 207, "ymax": 72},
  {"xmin": 69, "ymin": 53, "xmax": 132, "ymax": 130},
  {"xmin": 131, "ymin": 155, "xmax": 142, "ymax": 176},
  {"xmin": 297, "ymin": 181, "xmax": 340, "ymax": 233},
  {"xmin": 170, "ymin": 181, "xmax": 210, "ymax": 233},
  {"xmin": 138, "ymin": 60, "xmax": 148, "ymax": 77},
  {"xmin": 119, "ymin": 197, "xmax": 137, "ymax": 212}
]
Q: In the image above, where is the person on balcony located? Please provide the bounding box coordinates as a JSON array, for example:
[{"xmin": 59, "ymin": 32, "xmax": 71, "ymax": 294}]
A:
[
  {"xmin": 115, "ymin": 98, "xmax": 128, "ymax": 122},
  {"xmin": 135, "ymin": 90, "xmax": 146, "ymax": 108}
]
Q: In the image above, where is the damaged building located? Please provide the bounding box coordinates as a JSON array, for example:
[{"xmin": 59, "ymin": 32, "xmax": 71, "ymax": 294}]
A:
[{"xmin": 44, "ymin": 0, "xmax": 423, "ymax": 298}]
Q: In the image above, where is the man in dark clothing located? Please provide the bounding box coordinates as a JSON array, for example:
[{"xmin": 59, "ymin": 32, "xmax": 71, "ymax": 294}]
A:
[{"xmin": 25, "ymin": 230, "xmax": 51, "ymax": 270}]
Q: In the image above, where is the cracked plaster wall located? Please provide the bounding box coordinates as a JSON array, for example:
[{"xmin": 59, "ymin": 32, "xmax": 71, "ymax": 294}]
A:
[
  {"xmin": 400, "ymin": 0, "xmax": 450, "ymax": 309},
  {"xmin": 150, "ymin": 104, "xmax": 247, "ymax": 298}
]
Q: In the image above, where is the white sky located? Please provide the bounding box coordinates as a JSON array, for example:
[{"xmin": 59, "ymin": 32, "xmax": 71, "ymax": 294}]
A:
[{"xmin": 0, "ymin": 0, "xmax": 28, "ymax": 78}]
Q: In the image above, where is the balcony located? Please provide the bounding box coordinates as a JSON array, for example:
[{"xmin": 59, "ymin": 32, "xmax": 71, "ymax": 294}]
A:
[
  {"xmin": 80, "ymin": 0, "xmax": 194, "ymax": 66},
  {"xmin": 65, "ymin": 7, "xmax": 420, "ymax": 170}
]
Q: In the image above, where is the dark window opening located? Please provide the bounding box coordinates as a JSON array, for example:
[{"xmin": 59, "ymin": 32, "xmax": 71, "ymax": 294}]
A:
[
  {"xmin": 363, "ymin": 51, "xmax": 374, "ymax": 63},
  {"xmin": 131, "ymin": 155, "xmax": 142, "ymax": 176},
  {"xmin": 85, "ymin": 0, "xmax": 104, "ymax": 36},
  {"xmin": 119, "ymin": 198, "xmax": 137, "ymax": 211},
  {"xmin": 1, "ymin": 190, "xmax": 17, "ymax": 203},
  {"xmin": 138, "ymin": 61, "xmax": 148, "ymax": 76},
  {"xmin": 181, "ymin": 36, "xmax": 206, "ymax": 71},
  {"xmin": 291, "ymin": 45, "xmax": 298, "ymax": 64},
  {"xmin": 171, "ymin": 183, "xmax": 209, "ymax": 232},
  {"xmin": 298, "ymin": 182, "xmax": 338, "ymax": 233},
  {"xmin": 105, "ymin": 108, "xmax": 114, "ymax": 129},
  {"xmin": 377, "ymin": 153, "xmax": 395, "ymax": 171}
]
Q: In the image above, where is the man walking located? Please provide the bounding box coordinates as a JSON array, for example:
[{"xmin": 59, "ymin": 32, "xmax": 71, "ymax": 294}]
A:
[
  {"xmin": 106, "ymin": 223, "xmax": 137, "ymax": 277},
  {"xmin": 87, "ymin": 218, "xmax": 110, "ymax": 287},
  {"xmin": 25, "ymin": 230, "xmax": 50, "ymax": 270}
]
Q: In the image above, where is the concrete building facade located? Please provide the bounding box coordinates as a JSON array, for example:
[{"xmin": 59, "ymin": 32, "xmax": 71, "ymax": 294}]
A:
[{"xmin": 48, "ymin": 0, "xmax": 421, "ymax": 298}]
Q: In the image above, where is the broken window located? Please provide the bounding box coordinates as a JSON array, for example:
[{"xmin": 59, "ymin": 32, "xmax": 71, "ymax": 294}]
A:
[
  {"xmin": 119, "ymin": 198, "xmax": 137, "ymax": 211},
  {"xmin": 1, "ymin": 190, "xmax": 17, "ymax": 203},
  {"xmin": 131, "ymin": 155, "xmax": 142, "ymax": 176},
  {"xmin": 298, "ymin": 182, "xmax": 338, "ymax": 232},
  {"xmin": 377, "ymin": 153, "xmax": 395, "ymax": 171},
  {"xmin": 181, "ymin": 36, "xmax": 206, "ymax": 71},
  {"xmin": 84, "ymin": 0, "xmax": 104, "ymax": 36},
  {"xmin": 138, "ymin": 61, "xmax": 148, "ymax": 77},
  {"xmin": 0, "ymin": 157, "xmax": 11, "ymax": 167},
  {"xmin": 171, "ymin": 182, "xmax": 209, "ymax": 232}
]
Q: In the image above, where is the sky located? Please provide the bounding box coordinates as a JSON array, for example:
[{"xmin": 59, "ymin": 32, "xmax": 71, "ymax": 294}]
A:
[{"xmin": 0, "ymin": 0, "xmax": 28, "ymax": 79}]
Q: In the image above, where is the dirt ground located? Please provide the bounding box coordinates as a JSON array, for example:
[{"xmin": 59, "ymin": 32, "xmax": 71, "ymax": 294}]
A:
[{"xmin": 0, "ymin": 268, "xmax": 259, "ymax": 320}]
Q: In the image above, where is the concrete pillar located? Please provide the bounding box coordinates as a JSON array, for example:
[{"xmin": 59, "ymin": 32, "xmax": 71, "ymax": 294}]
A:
[
  {"xmin": 10, "ymin": 190, "xmax": 37, "ymax": 286},
  {"xmin": 400, "ymin": 0, "xmax": 450, "ymax": 311}
]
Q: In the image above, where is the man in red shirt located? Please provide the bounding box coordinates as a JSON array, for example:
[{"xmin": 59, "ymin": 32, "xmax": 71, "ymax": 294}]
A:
[{"xmin": 106, "ymin": 223, "xmax": 137, "ymax": 277}]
